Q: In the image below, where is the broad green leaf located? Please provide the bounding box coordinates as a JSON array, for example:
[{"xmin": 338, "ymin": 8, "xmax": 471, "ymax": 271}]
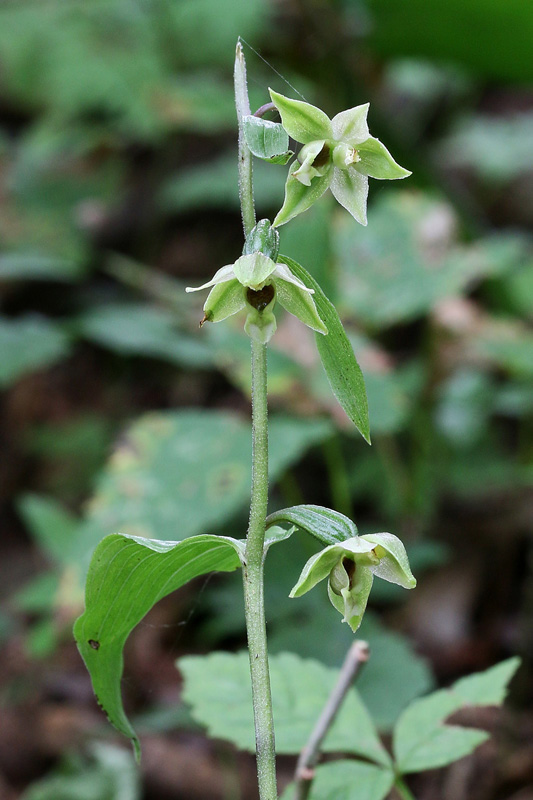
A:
[
  {"xmin": 266, "ymin": 504, "xmax": 357, "ymax": 545},
  {"xmin": 179, "ymin": 651, "xmax": 391, "ymax": 767},
  {"xmin": 279, "ymin": 256, "xmax": 370, "ymax": 442},
  {"xmin": 74, "ymin": 533, "xmax": 244, "ymax": 759},
  {"xmin": 280, "ymin": 760, "xmax": 394, "ymax": 800},
  {"xmin": 73, "ymin": 303, "xmax": 213, "ymax": 369},
  {"xmin": 80, "ymin": 411, "xmax": 333, "ymax": 556},
  {"xmin": 393, "ymin": 658, "xmax": 521, "ymax": 773},
  {"xmin": 243, "ymin": 115, "xmax": 289, "ymax": 159},
  {"xmin": 0, "ymin": 315, "xmax": 71, "ymax": 388},
  {"xmin": 451, "ymin": 657, "xmax": 521, "ymax": 706}
]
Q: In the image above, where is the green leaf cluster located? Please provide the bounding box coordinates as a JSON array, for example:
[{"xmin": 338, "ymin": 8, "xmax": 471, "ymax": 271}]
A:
[{"xmin": 180, "ymin": 651, "xmax": 520, "ymax": 798}]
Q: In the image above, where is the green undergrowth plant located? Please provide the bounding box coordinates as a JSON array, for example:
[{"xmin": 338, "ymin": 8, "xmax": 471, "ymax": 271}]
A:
[{"xmin": 74, "ymin": 43, "xmax": 520, "ymax": 800}]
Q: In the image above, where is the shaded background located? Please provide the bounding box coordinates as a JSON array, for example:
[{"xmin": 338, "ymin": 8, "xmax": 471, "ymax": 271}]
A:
[{"xmin": 1, "ymin": 0, "xmax": 532, "ymax": 798}]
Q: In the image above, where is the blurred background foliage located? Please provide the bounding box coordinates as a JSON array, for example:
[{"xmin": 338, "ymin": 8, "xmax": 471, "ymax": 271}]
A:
[{"xmin": 1, "ymin": 1, "xmax": 532, "ymax": 799}]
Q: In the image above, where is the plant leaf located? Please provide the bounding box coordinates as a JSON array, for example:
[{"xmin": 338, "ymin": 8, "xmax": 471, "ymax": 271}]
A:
[
  {"xmin": 451, "ymin": 656, "xmax": 521, "ymax": 706},
  {"xmin": 393, "ymin": 657, "xmax": 521, "ymax": 773},
  {"xmin": 79, "ymin": 411, "xmax": 334, "ymax": 556},
  {"xmin": 179, "ymin": 651, "xmax": 391, "ymax": 767},
  {"xmin": 74, "ymin": 533, "xmax": 244, "ymax": 760},
  {"xmin": 278, "ymin": 256, "xmax": 370, "ymax": 442},
  {"xmin": 266, "ymin": 504, "xmax": 357, "ymax": 545},
  {"xmin": 280, "ymin": 760, "xmax": 394, "ymax": 800},
  {"xmin": 243, "ymin": 115, "xmax": 289, "ymax": 159},
  {"xmin": 393, "ymin": 690, "xmax": 487, "ymax": 773}
]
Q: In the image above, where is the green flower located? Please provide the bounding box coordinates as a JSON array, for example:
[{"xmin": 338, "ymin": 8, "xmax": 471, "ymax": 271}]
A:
[
  {"xmin": 290, "ymin": 532, "xmax": 416, "ymax": 632},
  {"xmin": 269, "ymin": 89, "xmax": 411, "ymax": 227},
  {"xmin": 186, "ymin": 231, "xmax": 327, "ymax": 345}
]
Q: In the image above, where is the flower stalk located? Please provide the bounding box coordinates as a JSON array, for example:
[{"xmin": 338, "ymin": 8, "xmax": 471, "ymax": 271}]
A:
[{"xmin": 235, "ymin": 41, "xmax": 278, "ymax": 800}]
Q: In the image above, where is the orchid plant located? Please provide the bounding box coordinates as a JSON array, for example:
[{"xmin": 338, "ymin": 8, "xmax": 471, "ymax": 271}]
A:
[{"xmin": 73, "ymin": 43, "xmax": 518, "ymax": 800}]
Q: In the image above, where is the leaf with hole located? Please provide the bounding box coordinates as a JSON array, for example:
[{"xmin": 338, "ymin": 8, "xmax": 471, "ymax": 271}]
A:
[{"xmin": 74, "ymin": 533, "xmax": 244, "ymax": 760}]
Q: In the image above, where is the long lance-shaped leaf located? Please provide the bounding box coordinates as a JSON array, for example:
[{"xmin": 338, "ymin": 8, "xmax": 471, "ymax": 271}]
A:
[
  {"xmin": 279, "ymin": 255, "xmax": 370, "ymax": 443},
  {"xmin": 266, "ymin": 504, "xmax": 357, "ymax": 545},
  {"xmin": 74, "ymin": 533, "xmax": 244, "ymax": 760}
]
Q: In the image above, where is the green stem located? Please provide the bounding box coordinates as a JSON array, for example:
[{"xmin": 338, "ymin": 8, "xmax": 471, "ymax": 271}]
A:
[
  {"xmin": 243, "ymin": 339, "xmax": 277, "ymax": 800},
  {"xmin": 235, "ymin": 41, "xmax": 277, "ymax": 800},
  {"xmin": 395, "ymin": 777, "xmax": 416, "ymax": 800}
]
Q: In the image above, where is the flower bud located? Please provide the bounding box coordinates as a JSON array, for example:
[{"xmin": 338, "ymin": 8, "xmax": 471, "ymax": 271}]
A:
[{"xmin": 243, "ymin": 219, "xmax": 280, "ymax": 261}]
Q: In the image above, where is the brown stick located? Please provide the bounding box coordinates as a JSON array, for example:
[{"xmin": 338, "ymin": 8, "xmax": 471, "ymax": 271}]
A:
[{"xmin": 293, "ymin": 640, "xmax": 371, "ymax": 800}]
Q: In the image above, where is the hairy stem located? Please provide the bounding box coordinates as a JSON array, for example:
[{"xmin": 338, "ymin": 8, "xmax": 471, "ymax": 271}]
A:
[
  {"xmin": 294, "ymin": 641, "xmax": 370, "ymax": 800},
  {"xmin": 235, "ymin": 40, "xmax": 277, "ymax": 800},
  {"xmin": 244, "ymin": 339, "xmax": 277, "ymax": 800}
]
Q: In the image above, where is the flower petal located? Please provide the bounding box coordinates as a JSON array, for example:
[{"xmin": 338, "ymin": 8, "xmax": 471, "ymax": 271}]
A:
[
  {"xmin": 331, "ymin": 103, "xmax": 370, "ymax": 144},
  {"xmin": 292, "ymin": 140, "xmax": 327, "ymax": 186},
  {"xmin": 356, "ymin": 137, "xmax": 412, "ymax": 180},
  {"xmin": 185, "ymin": 264, "xmax": 236, "ymax": 293},
  {"xmin": 232, "ymin": 253, "xmax": 277, "ymax": 289},
  {"xmin": 273, "ymin": 168, "xmax": 332, "ymax": 227},
  {"xmin": 244, "ymin": 308, "xmax": 277, "ymax": 344},
  {"xmin": 203, "ymin": 279, "xmax": 245, "ymax": 323},
  {"xmin": 272, "ymin": 263, "xmax": 313, "ymax": 292},
  {"xmin": 330, "ymin": 166, "xmax": 369, "ymax": 226},
  {"xmin": 362, "ymin": 532, "xmax": 417, "ymax": 589},
  {"xmin": 328, "ymin": 565, "xmax": 373, "ymax": 632},
  {"xmin": 269, "ymin": 89, "xmax": 333, "ymax": 144}
]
